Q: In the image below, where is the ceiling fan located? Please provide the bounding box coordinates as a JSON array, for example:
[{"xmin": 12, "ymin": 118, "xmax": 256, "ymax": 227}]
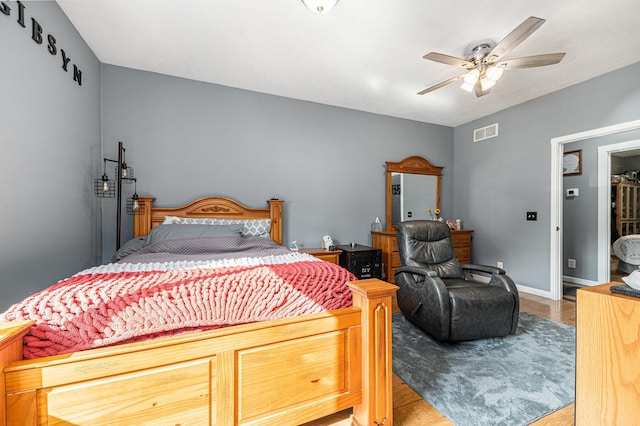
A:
[{"xmin": 418, "ymin": 16, "xmax": 566, "ymax": 98}]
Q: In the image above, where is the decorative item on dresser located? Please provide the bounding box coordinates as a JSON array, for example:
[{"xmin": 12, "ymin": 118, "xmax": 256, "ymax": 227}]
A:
[
  {"xmin": 372, "ymin": 155, "xmax": 473, "ymax": 283},
  {"xmin": 298, "ymin": 247, "xmax": 342, "ymax": 264}
]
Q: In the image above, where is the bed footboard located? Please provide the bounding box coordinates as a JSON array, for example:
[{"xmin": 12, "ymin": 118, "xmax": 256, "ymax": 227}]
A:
[{"xmin": 1, "ymin": 280, "xmax": 397, "ymax": 426}]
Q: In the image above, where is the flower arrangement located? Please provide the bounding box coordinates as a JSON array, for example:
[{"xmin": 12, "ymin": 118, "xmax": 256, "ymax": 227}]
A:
[{"xmin": 427, "ymin": 208, "xmax": 441, "ymax": 221}]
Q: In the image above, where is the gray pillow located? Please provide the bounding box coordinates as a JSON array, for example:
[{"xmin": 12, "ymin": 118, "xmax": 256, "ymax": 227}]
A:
[
  {"xmin": 110, "ymin": 236, "xmax": 146, "ymax": 262},
  {"xmin": 145, "ymin": 224, "xmax": 243, "ymax": 246}
]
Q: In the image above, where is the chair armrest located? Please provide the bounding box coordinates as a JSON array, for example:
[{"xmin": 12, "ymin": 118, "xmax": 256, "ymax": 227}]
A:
[
  {"xmin": 393, "ymin": 266, "xmax": 449, "ymax": 303},
  {"xmin": 394, "ymin": 266, "xmax": 438, "ymax": 278},
  {"xmin": 460, "ymin": 264, "xmax": 505, "ymax": 275},
  {"xmin": 394, "ymin": 265, "xmax": 451, "ymax": 338}
]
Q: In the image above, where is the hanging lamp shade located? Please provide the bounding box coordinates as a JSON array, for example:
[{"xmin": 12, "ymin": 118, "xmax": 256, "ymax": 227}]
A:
[
  {"xmin": 126, "ymin": 179, "xmax": 145, "ymax": 215},
  {"xmin": 116, "ymin": 163, "xmax": 135, "ymax": 184},
  {"xmin": 94, "ymin": 174, "xmax": 115, "ymax": 198},
  {"xmin": 94, "ymin": 158, "xmax": 116, "ymax": 198}
]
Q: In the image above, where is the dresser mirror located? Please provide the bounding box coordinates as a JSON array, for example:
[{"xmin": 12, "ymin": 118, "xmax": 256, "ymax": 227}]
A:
[{"xmin": 385, "ymin": 156, "xmax": 442, "ymax": 231}]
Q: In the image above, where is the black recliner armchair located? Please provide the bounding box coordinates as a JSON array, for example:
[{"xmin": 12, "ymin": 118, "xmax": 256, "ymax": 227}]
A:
[{"xmin": 394, "ymin": 220, "xmax": 519, "ymax": 342}]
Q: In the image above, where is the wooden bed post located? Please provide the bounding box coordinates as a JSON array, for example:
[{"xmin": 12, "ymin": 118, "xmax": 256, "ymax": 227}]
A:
[
  {"xmin": 0, "ymin": 321, "xmax": 33, "ymax": 426},
  {"xmin": 267, "ymin": 199, "xmax": 283, "ymax": 246},
  {"xmin": 348, "ymin": 279, "xmax": 398, "ymax": 426},
  {"xmin": 134, "ymin": 196, "xmax": 155, "ymax": 238}
]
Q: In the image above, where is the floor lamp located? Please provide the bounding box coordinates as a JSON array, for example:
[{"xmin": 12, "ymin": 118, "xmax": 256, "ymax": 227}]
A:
[{"xmin": 93, "ymin": 141, "xmax": 142, "ymax": 250}]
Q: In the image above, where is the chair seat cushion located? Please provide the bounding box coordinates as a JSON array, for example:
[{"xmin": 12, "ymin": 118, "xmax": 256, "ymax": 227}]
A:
[{"xmin": 446, "ymin": 280, "xmax": 516, "ymax": 341}]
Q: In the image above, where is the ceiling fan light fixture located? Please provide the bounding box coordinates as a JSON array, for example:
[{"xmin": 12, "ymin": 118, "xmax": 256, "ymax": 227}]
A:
[
  {"xmin": 463, "ymin": 68, "xmax": 480, "ymax": 85},
  {"xmin": 480, "ymin": 77, "xmax": 497, "ymax": 91},
  {"xmin": 460, "ymin": 68, "xmax": 480, "ymax": 92},
  {"xmin": 486, "ymin": 65, "xmax": 505, "ymax": 82},
  {"xmin": 460, "ymin": 81, "xmax": 475, "ymax": 92},
  {"xmin": 301, "ymin": 0, "xmax": 338, "ymax": 14}
]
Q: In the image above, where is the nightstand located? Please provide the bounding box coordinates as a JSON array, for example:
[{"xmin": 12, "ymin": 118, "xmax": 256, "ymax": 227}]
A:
[
  {"xmin": 334, "ymin": 244, "xmax": 382, "ymax": 279},
  {"xmin": 298, "ymin": 248, "xmax": 342, "ymax": 264}
]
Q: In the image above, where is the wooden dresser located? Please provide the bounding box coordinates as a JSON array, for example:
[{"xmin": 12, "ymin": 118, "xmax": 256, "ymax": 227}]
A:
[
  {"xmin": 371, "ymin": 229, "xmax": 473, "ymax": 283},
  {"xmin": 576, "ymin": 283, "xmax": 640, "ymax": 424}
]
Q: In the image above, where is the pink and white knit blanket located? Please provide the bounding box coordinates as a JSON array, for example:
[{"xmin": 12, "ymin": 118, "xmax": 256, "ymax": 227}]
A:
[{"xmin": 1, "ymin": 254, "xmax": 354, "ymax": 359}]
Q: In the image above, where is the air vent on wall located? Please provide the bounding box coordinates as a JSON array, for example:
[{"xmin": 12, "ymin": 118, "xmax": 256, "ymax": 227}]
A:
[{"xmin": 473, "ymin": 123, "xmax": 499, "ymax": 142}]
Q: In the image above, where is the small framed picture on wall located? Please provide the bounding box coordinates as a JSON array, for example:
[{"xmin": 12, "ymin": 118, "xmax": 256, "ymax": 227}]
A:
[{"xmin": 563, "ymin": 150, "xmax": 582, "ymax": 176}]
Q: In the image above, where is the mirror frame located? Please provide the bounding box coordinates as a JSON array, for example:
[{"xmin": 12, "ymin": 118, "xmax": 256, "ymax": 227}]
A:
[{"xmin": 386, "ymin": 156, "xmax": 443, "ymax": 231}]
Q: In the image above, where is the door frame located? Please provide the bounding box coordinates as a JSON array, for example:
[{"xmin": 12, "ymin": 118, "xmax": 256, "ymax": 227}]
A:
[
  {"xmin": 597, "ymin": 139, "xmax": 640, "ymax": 285},
  {"xmin": 550, "ymin": 119, "xmax": 640, "ymax": 300}
]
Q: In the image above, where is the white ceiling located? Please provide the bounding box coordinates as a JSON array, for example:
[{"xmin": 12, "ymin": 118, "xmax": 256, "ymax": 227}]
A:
[{"xmin": 57, "ymin": 0, "xmax": 640, "ymax": 127}]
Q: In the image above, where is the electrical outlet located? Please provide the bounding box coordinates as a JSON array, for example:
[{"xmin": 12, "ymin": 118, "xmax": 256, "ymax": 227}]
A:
[
  {"xmin": 568, "ymin": 258, "xmax": 576, "ymax": 268},
  {"xmin": 497, "ymin": 261, "xmax": 504, "ymax": 269},
  {"xmin": 526, "ymin": 212, "xmax": 537, "ymax": 221}
]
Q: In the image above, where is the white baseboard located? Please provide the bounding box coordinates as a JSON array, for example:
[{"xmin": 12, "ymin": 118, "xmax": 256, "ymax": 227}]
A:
[
  {"xmin": 516, "ymin": 284, "xmax": 553, "ymax": 299},
  {"xmin": 470, "ymin": 273, "xmax": 554, "ymax": 299},
  {"xmin": 562, "ymin": 275, "xmax": 600, "ymax": 287}
]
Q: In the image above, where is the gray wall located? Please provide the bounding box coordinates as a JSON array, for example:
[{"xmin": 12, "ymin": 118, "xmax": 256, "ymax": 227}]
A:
[
  {"xmin": 453, "ymin": 62, "xmax": 640, "ymax": 293},
  {"xmin": 101, "ymin": 65, "xmax": 454, "ymax": 262},
  {"xmin": 0, "ymin": 1, "xmax": 101, "ymax": 311}
]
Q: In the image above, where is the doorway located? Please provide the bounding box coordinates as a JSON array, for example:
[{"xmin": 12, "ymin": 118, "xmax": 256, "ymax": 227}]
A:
[
  {"xmin": 597, "ymin": 142, "xmax": 640, "ymax": 285},
  {"xmin": 550, "ymin": 119, "xmax": 640, "ymax": 301}
]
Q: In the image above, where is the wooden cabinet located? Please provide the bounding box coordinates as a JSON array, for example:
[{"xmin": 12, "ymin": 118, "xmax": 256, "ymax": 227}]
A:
[
  {"xmin": 450, "ymin": 230, "xmax": 472, "ymax": 264},
  {"xmin": 371, "ymin": 231, "xmax": 400, "ymax": 283},
  {"xmin": 298, "ymin": 248, "xmax": 342, "ymax": 264},
  {"xmin": 612, "ymin": 182, "xmax": 640, "ymax": 236},
  {"xmin": 576, "ymin": 283, "xmax": 640, "ymax": 424},
  {"xmin": 371, "ymin": 229, "xmax": 473, "ymax": 283}
]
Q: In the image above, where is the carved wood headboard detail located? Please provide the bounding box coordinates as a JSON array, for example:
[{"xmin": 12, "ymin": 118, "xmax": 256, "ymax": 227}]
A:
[{"xmin": 133, "ymin": 196, "xmax": 284, "ymax": 245}]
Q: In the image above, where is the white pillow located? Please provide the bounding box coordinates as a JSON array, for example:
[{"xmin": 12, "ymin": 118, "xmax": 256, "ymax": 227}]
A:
[{"xmin": 162, "ymin": 216, "xmax": 182, "ymax": 225}]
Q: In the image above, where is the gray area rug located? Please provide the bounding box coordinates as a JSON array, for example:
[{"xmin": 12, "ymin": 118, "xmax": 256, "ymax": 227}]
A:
[{"xmin": 392, "ymin": 311, "xmax": 575, "ymax": 426}]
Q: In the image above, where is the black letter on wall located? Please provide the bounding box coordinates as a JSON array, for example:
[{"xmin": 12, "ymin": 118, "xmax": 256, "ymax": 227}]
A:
[
  {"xmin": 61, "ymin": 49, "xmax": 71, "ymax": 71},
  {"xmin": 31, "ymin": 17, "xmax": 42, "ymax": 44},
  {"xmin": 47, "ymin": 34, "xmax": 57, "ymax": 55},
  {"xmin": 16, "ymin": 1, "xmax": 24, "ymax": 27},
  {"xmin": 0, "ymin": 2, "xmax": 11, "ymax": 16},
  {"xmin": 73, "ymin": 65, "xmax": 82, "ymax": 86}
]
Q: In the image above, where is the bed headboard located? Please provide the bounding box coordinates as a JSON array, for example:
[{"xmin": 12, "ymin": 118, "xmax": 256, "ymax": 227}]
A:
[{"xmin": 133, "ymin": 196, "xmax": 284, "ymax": 245}]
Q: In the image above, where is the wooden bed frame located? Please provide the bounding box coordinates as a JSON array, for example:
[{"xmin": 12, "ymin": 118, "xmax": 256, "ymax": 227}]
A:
[{"xmin": 1, "ymin": 196, "xmax": 397, "ymax": 425}]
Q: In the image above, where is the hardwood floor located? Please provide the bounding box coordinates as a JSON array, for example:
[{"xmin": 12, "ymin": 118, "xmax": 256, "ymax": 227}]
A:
[{"xmin": 303, "ymin": 291, "xmax": 577, "ymax": 426}]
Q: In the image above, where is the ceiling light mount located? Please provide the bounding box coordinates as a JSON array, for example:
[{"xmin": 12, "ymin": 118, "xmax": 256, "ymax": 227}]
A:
[
  {"xmin": 301, "ymin": 0, "xmax": 338, "ymax": 14},
  {"xmin": 466, "ymin": 43, "xmax": 493, "ymax": 64}
]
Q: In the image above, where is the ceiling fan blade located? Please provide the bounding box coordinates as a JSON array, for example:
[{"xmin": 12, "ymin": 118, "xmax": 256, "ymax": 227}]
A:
[
  {"xmin": 498, "ymin": 52, "xmax": 566, "ymax": 69},
  {"xmin": 474, "ymin": 80, "xmax": 489, "ymax": 98},
  {"xmin": 488, "ymin": 16, "xmax": 545, "ymax": 61},
  {"xmin": 417, "ymin": 74, "xmax": 466, "ymax": 95},
  {"xmin": 423, "ymin": 52, "xmax": 474, "ymax": 68}
]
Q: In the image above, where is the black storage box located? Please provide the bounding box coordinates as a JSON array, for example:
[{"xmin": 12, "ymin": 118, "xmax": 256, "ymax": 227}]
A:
[{"xmin": 335, "ymin": 244, "xmax": 382, "ymax": 280}]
